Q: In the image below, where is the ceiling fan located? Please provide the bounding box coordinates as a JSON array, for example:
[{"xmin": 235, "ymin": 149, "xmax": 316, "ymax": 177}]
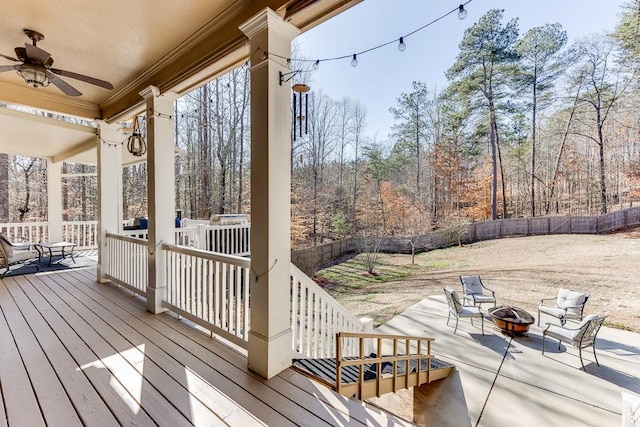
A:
[{"xmin": 0, "ymin": 29, "xmax": 113, "ymax": 97}]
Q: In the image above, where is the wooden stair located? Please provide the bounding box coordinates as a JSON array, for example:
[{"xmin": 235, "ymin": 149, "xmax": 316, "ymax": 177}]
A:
[{"xmin": 292, "ymin": 332, "xmax": 454, "ymax": 400}]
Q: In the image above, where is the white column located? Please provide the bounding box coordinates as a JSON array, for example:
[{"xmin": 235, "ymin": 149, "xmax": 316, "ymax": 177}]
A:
[
  {"xmin": 96, "ymin": 121, "xmax": 123, "ymax": 283},
  {"xmin": 142, "ymin": 86, "xmax": 178, "ymax": 314},
  {"xmin": 240, "ymin": 8, "xmax": 300, "ymax": 379},
  {"xmin": 46, "ymin": 159, "xmax": 63, "ymax": 242}
]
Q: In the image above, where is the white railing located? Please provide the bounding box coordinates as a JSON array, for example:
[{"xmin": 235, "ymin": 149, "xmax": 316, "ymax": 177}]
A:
[
  {"xmin": 162, "ymin": 244, "xmax": 250, "ymax": 349},
  {"xmin": 623, "ymin": 392, "xmax": 640, "ymax": 427},
  {"xmin": 121, "ymin": 229, "xmax": 149, "ymax": 239},
  {"xmin": 0, "ymin": 222, "xmax": 48, "ymax": 243},
  {"xmin": 175, "ymin": 226, "xmax": 199, "ymax": 247},
  {"xmin": 104, "ymin": 233, "xmax": 148, "ymax": 296},
  {"xmin": 62, "ymin": 221, "xmax": 98, "ymax": 249},
  {"xmin": 180, "ymin": 219, "xmax": 209, "ymax": 227},
  {"xmin": 205, "ymin": 224, "xmax": 251, "ymax": 256},
  {"xmin": 122, "ymin": 224, "xmax": 251, "ymax": 256},
  {"xmin": 290, "ymin": 264, "xmax": 370, "ymax": 359}
]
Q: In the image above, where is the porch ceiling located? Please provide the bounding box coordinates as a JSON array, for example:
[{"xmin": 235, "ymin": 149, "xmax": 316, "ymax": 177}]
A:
[{"xmin": 0, "ymin": 0, "xmax": 361, "ymax": 163}]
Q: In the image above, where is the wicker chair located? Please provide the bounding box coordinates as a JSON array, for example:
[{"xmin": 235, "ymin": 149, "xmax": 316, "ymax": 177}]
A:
[{"xmin": 0, "ymin": 232, "xmax": 39, "ymax": 278}]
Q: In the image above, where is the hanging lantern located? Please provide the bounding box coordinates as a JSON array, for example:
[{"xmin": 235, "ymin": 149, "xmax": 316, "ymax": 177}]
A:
[{"xmin": 126, "ymin": 116, "xmax": 147, "ymax": 156}]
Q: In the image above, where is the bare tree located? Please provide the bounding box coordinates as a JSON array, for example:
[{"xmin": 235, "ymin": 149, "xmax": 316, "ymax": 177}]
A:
[{"xmin": 570, "ymin": 35, "xmax": 635, "ymax": 213}]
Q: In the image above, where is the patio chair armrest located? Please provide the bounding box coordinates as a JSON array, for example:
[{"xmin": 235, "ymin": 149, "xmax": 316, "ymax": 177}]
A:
[
  {"xmin": 481, "ymin": 284, "xmax": 496, "ymax": 295},
  {"xmin": 539, "ymin": 297, "xmax": 555, "ymax": 305}
]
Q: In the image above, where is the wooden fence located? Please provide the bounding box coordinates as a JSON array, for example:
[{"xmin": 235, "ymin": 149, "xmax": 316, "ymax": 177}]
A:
[
  {"xmin": 291, "ymin": 238, "xmax": 355, "ymax": 275},
  {"xmin": 299, "ymin": 207, "xmax": 640, "ymax": 268},
  {"xmin": 467, "ymin": 207, "xmax": 640, "ymax": 242}
]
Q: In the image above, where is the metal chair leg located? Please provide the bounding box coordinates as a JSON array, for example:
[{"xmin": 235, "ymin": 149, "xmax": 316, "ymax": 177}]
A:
[
  {"xmin": 454, "ymin": 318, "xmax": 459, "ymax": 334},
  {"xmin": 542, "ymin": 334, "xmax": 546, "ymax": 355},
  {"xmin": 480, "ymin": 316, "xmax": 484, "ymax": 336},
  {"xmin": 446, "ymin": 312, "xmax": 451, "ymax": 326},
  {"xmin": 592, "ymin": 343, "xmax": 599, "ymax": 366},
  {"xmin": 579, "ymin": 346, "xmax": 585, "ymax": 371}
]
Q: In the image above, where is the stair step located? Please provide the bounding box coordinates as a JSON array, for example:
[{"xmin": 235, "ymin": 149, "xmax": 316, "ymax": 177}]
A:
[{"xmin": 292, "ymin": 356, "xmax": 454, "ymax": 397}]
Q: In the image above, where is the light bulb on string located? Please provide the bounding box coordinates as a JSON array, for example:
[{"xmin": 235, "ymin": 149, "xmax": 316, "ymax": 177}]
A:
[
  {"xmin": 313, "ymin": 60, "xmax": 320, "ymax": 70},
  {"xmin": 398, "ymin": 37, "xmax": 406, "ymax": 52},
  {"xmin": 351, "ymin": 54, "xmax": 358, "ymax": 67},
  {"xmin": 458, "ymin": 5, "xmax": 467, "ymax": 20}
]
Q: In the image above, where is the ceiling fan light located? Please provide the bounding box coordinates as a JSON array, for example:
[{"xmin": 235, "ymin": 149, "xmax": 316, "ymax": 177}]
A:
[{"xmin": 17, "ymin": 63, "xmax": 50, "ymax": 88}]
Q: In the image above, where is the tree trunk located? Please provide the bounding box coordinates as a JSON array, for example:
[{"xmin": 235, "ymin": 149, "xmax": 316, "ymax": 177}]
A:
[
  {"xmin": 597, "ymin": 113, "xmax": 607, "ymax": 214},
  {"xmin": 495, "ymin": 121, "xmax": 508, "ymax": 219},
  {"xmin": 531, "ymin": 83, "xmax": 537, "ymax": 217},
  {"xmin": 489, "ymin": 102, "xmax": 498, "ymax": 220}
]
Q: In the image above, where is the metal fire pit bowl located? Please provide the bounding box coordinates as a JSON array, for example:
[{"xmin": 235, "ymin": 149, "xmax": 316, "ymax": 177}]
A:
[{"xmin": 489, "ymin": 306, "xmax": 535, "ymax": 335}]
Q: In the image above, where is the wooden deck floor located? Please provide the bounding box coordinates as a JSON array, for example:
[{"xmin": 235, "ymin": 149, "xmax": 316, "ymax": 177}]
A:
[{"xmin": 0, "ymin": 267, "xmax": 415, "ymax": 426}]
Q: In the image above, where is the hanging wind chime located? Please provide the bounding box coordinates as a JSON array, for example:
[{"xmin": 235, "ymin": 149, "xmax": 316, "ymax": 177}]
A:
[
  {"xmin": 126, "ymin": 115, "xmax": 147, "ymax": 157},
  {"xmin": 291, "ymin": 83, "xmax": 310, "ymax": 141},
  {"xmin": 279, "ymin": 69, "xmax": 310, "ymax": 141}
]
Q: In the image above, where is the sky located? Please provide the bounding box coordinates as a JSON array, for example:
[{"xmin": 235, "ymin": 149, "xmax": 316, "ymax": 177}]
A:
[{"xmin": 295, "ymin": 0, "xmax": 628, "ymax": 141}]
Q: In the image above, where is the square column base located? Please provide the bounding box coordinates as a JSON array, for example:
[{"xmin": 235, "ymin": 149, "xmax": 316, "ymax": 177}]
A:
[{"xmin": 247, "ymin": 328, "xmax": 293, "ymax": 379}]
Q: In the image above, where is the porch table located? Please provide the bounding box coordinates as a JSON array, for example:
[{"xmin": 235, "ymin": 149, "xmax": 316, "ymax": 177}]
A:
[{"xmin": 35, "ymin": 241, "xmax": 77, "ymax": 266}]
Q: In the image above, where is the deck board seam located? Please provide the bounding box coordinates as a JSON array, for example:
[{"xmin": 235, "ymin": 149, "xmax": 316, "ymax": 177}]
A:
[
  {"xmin": 19, "ymin": 272, "xmax": 159, "ymax": 426},
  {"xmin": 0, "ymin": 277, "xmax": 81, "ymax": 426},
  {"xmin": 9, "ymin": 274, "xmax": 120, "ymax": 426}
]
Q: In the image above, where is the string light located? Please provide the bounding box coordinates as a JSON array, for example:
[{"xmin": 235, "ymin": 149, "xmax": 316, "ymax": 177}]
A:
[
  {"xmin": 258, "ymin": 1, "xmax": 472, "ymax": 70},
  {"xmin": 458, "ymin": 5, "xmax": 468, "ymax": 20},
  {"xmin": 99, "ymin": 137, "xmax": 124, "ymax": 148},
  {"xmin": 398, "ymin": 37, "xmax": 406, "ymax": 52}
]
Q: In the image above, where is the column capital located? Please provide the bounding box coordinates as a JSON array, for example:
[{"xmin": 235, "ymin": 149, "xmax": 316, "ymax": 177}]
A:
[
  {"xmin": 140, "ymin": 85, "xmax": 161, "ymax": 100},
  {"xmin": 239, "ymin": 8, "xmax": 300, "ymax": 42},
  {"xmin": 139, "ymin": 86, "xmax": 179, "ymax": 104}
]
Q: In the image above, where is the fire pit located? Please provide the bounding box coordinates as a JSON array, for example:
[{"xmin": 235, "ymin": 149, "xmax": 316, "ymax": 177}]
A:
[{"xmin": 489, "ymin": 306, "xmax": 535, "ymax": 335}]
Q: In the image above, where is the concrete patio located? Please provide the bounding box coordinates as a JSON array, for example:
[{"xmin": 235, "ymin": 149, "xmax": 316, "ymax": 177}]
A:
[{"xmin": 371, "ymin": 295, "xmax": 640, "ymax": 426}]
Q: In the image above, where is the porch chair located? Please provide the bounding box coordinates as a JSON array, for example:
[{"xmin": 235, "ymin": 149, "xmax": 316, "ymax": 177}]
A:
[
  {"xmin": 538, "ymin": 288, "xmax": 589, "ymax": 326},
  {"xmin": 444, "ymin": 287, "xmax": 484, "ymax": 335},
  {"xmin": 460, "ymin": 275, "xmax": 496, "ymax": 308},
  {"xmin": 0, "ymin": 232, "xmax": 39, "ymax": 278},
  {"xmin": 542, "ymin": 314, "xmax": 606, "ymax": 371}
]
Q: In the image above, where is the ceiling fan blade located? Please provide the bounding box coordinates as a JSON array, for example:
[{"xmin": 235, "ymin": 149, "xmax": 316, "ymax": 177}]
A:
[
  {"xmin": 0, "ymin": 65, "xmax": 18, "ymax": 73},
  {"xmin": 0, "ymin": 52, "xmax": 20, "ymax": 62},
  {"xmin": 46, "ymin": 71, "xmax": 82, "ymax": 96},
  {"xmin": 25, "ymin": 43, "xmax": 52, "ymax": 65},
  {"xmin": 14, "ymin": 47, "xmax": 27, "ymax": 61},
  {"xmin": 50, "ymin": 68, "xmax": 113, "ymax": 90}
]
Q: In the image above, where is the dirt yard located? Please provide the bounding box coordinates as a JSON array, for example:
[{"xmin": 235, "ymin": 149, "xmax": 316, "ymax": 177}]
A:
[{"xmin": 321, "ymin": 228, "xmax": 640, "ymax": 333}]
